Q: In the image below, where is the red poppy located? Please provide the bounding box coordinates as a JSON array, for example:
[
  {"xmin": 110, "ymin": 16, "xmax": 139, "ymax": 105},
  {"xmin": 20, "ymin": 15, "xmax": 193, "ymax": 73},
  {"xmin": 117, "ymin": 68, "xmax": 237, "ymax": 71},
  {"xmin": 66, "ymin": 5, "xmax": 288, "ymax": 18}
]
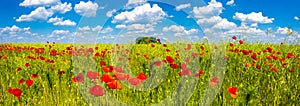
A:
[
  {"xmin": 170, "ymin": 64, "xmax": 178, "ymax": 69},
  {"xmin": 87, "ymin": 71, "xmax": 99, "ymax": 80},
  {"xmin": 107, "ymin": 80, "xmax": 122, "ymax": 89},
  {"xmin": 200, "ymin": 46, "xmax": 204, "ymax": 51},
  {"xmin": 194, "ymin": 70, "xmax": 204, "ymax": 78},
  {"xmin": 114, "ymin": 72, "xmax": 129, "ymax": 81},
  {"xmin": 8, "ymin": 88, "xmax": 22, "ymax": 99},
  {"xmin": 102, "ymin": 66, "xmax": 113, "ymax": 72},
  {"xmin": 89, "ymin": 85, "xmax": 105, "ymax": 96},
  {"xmin": 137, "ymin": 72, "xmax": 147, "ymax": 81},
  {"xmin": 26, "ymin": 79, "xmax": 34, "ymax": 88},
  {"xmin": 25, "ymin": 63, "xmax": 30, "ymax": 67},
  {"xmin": 185, "ymin": 58, "xmax": 190, "ymax": 62},
  {"xmin": 230, "ymin": 43, "xmax": 234, "ymax": 47},
  {"xmin": 286, "ymin": 53, "xmax": 293, "ymax": 59},
  {"xmin": 251, "ymin": 53, "xmax": 257, "ymax": 60},
  {"xmin": 100, "ymin": 61, "xmax": 106, "ymax": 66},
  {"xmin": 232, "ymin": 36, "xmax": 237, "ymax": 40},
  {"xmin": 32, "ymin": 74, "xmax": 38, "ymax": 78},
  {"xmin": 210, "ymin": 77, "xmax": 219, "ymax": 86},
  {"xmin": 151, "ymin": 44, "xmax": 155, "ymax": 47},
  {"xmin": 153, "ymin": 61, "xmax": 162, "ymax": 67},
  {"xmin": 239, "ymin": 40, "xmax": 243, "ymax": 44},
  {"xmin": 157, "ymin": 38, "xmax": 161, "ymax": 43},
  {"xmin": 113, "ymin": 66, "xmax": 124, "ymax": 73},
  {"xmin": 180, "ymin": 63, "xmax": 187, "ymax": 69},
  {"xmin": 166, "ymin": 49, "xmax": 170, "ymax": 52},
  {"xmin": 71, "ymin": 73, "xmax": 84, "ymax": 83},
  {"xmin": 19, "ymin": 79, "xmax": 25, "ymax": 85},
  {"xmin": 227, "ymin": 87, "xmax": 239, "ymax": 98},
  {"xmin": 256, "ymin": 65, "xmax": 261, "ymax": 69},
  {"xmin": 166, "ymin": 56, "xmax": 174, "ymax": 64},
  {"xmin": 50, "ymin": 50, "xmax": 57, "ymax": 56},
  {"xmin": 100, "ymin": 74, "xmax": 114, "ymax": 83},
  {"xmin": 16, "ymin": 67, "xmax": 22, "ymax": 71},
  {"xmin": 266, "ymin": 47, "xmax": 273, "ymax": 53},
  {"xmin": 289, "ymin": 68, "xmax": 294, "ymax": 73},
  {"xmin": 271, "ymin": 68, "xmax": 278, "ymax": 72},
  {"xmin": 178, "ymin": 69, "xmax": 192, "ymax": 76},
  {"xmin": 58, "ymin": 70, "xmax": 65, "ymax": 76},
  {"xmin": 163, "ymin": 44, "xmax": 167, "ymax": 47},
  {"xmin": 128, "ymin": 78, "xmax": 142, "ymax": 86}
]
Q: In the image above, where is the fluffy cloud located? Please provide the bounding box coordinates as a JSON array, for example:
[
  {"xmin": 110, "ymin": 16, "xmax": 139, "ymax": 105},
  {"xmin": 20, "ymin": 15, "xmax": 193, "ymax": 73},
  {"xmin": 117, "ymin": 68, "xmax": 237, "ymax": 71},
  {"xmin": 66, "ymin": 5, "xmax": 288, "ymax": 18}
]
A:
[
  {"xmin": 163, "ymin": 25, "xmax": 198, "ymax": 36},
  {"xmin": 74, "ymin": 1, "xmax": 99, "ymax": 17},
  {"xmin": 294, "ymin": 16, "xmax": 299, "ymax": 20},
  {"xmin": 100, "ymin": 27, "xmax": 113, "ymax": 34},
  {"xmin": 224, "ymin": 25, "xmax": 265, "ymax": 36},
  {"xmin": 112, "ymin": 3, "xmax": 166, "ymax": 24},
  {"xmin": 106, "ymin": 9, "xmax": 117, "ymax": 17},
  {"xmin": 175, "ymin": 3, "xmax": 191, "ymax": 11},
  {"xmin": 192, "ymin": 0, "xmax": 223, "ymax": 18},
  {"xmin": 0, "ymin": 25, "xmax": 31, "ymax": 35},
  {"xmin": 51, "ymin": 30, "xmax": 70, "ymax": 35},
  {"xmin": 212, "ymin": 18, "xmax": 237, "ymax": 30},
  {"xmin": 16, "ymin": 7, "xmax": 53, "ymax": 22},
  {"xmin": 78, "ymin": 26, "xmax": 91, "ymax": 31},
  {"xmin": 233, "ymin": 12, "xmax": 274, "ymax": 24},
  {"xmin": 115, "ymin": 24, "xmax": 126, "ymax": 29},
  {"xmin": 19, "ymin": 0, "xmax": 60, "ymax": 7},
  {"xmin": 276, "ymin": 27, "xmax": 292, "ymax": 35},
  {"xmin": 47, "ymin": 17, "xmax": 76, "ymax": 26},
  {"xmin": 125, "ymin": 0, "xmax": 147, "ymax": 9},
  {"xmin": 92, "ymin": 26, "xmax": 103, "ymax": 32},
  {"xmin": 226, "ymin": 0, "xmax": 234, "ymax": 6},
  {"xmin": 49, "ymin": 2, "xmax": 72, "ymax": 14}
]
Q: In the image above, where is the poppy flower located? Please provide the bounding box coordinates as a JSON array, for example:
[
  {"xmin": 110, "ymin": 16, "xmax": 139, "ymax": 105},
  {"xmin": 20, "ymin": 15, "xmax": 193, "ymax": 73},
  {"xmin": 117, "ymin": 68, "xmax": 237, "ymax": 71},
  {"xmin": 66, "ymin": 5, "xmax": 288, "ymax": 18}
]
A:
[
  {"xmin": 151, "ymin": 44, "xmax": 155, "ymax": 47},
  {"xmin": 100, "ymin": 74, "xmax": 114, "ymax": 83},
  {"xmin": 166, "ymin": 49, "xmax": 170, "ymax": 52},
  {"xmin": 163, "ymin": 44, "xmax": 167, "ymax": 47},
  {"xmin": 26, "ymin": 79, "xmax": 34, "ymax": 88},
  {"xmin": 185, "ymin": 58, "xmax": 190, "ymax": 62},
  {"xmin": 32, "ymin": 74, "xmax": 38, "ymax": 78},
  {"xmin": 256, "ymin": 65, "xmax": 261, "ymax": 69},
  {"xmin": 200, "ymin": 46, "xmax": 204, "ymax": 51},
  {"xmin": 157, "ymin": 38, "xmax": 161, "ymax": 43},
  {"xmin": 227, "ymin": 87, "xmax": 239, "ymax": 98},
  {"xmin": 286, "ymin": 53, "xmax": 293, "ymax": 59},
  {"xmin": 230, "ymin": 43, "xmax": 234, "ymax": 47},
  {"xmin": 107, "ymin": 80, "xmax": 122, "ymax": 89},
  {"xmin": 166, "ymin": 56, "xmax": 174, "ymax": 64},
  {"xmin": 16, "ymin": 67, "xmax": 22, "ymax": 71},
  {"xmin": 19, "ymin": 79, "xmax": 25, "ymax": 85},
  {"xmin": 289, "ymin": 68, "xmax": 294, "ymax": 73},
  {"xmin": 50, "ymin": 50, "xmax": 57, "ymax": 56},
  {"xmin": 58, "ymin": 70, "xmax": 65, "ymax": 76},
  {"xmin": 87, "ymin": 71, "xmax": 100, "ymax": 80},
  {"xmin": 8, "ymin": 88, "xmax": 22, "ymax": 99},
  {"xmin": 113, "ymin": 66, "xmax": 124, "ymax": 73},
  {"xmin": 194, "ymin": 70, "xmax": 204, "ymax": 78},
  {"xmin": 114, "ymin": 73, "xmax": 129, "ymax": 81},
  {"xmin": 71, "ymin": 73, "xmax": 84, "ymax": 83},
  {"xmin": 239, "ymin": 40, "xmax": 244, "ymax": 44},
  {"xmin": 153, "ymin": 61, "xmax": 162, "ymax": 67},
  {"xmin": 102, "ymin": 66, "xmax": 113, "ymax": 72},
  {"xmin": 271, "ymin": 68, "xmax": 278, "ymax": 72},
  {"xmin": 25, "ymin": 63, "xmax": 30, "ymax": 67},
  {"xmin": 99, "ymin": 61, "xmax": 106, "ymax": 66},
  {"xmin": 137, "ymin": 72, "xmax": 147, "ymax": 81},
  {"xmin": 89, "ymin": 85, "xmax": 105, "ymax": 96},
  {"xmin": 170, "ymin": 64, "xmax": 178, "ymax": 69},
  {"xmin": 210, "ymin": 77, "xmax": 219, "ymax": 86},
  {"xmin": 232, "ymin": 36, "xmax": 237, "ymax": 40},
  {"xmin": 128, "ymin": 78, "xmax": 142, "ymax": 86},
  {"xmin": 178, "ymin": 69, "xmax": 192, "ymax": 76}
]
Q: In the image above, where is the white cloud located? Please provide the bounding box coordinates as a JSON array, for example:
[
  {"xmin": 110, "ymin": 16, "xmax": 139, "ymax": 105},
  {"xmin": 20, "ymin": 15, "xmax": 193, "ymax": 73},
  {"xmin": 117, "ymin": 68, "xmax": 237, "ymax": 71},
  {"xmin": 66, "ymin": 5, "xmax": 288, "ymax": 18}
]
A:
[
  {"xmin": 226, "ymin": 0, "xmax": 234, "ymax": 6},
  {"xmin": 126, "ymin": 24, "xmax": 154, "ymax": 33},
  {"xmin": 175, "ymin": 3, "xmax": 191, "ymax": 11},
  {"xmin": 106, "ymin": 9, "xmax": 117, "ymax": 17},
  {"xmin": 163, "ymin": 25, "xmax": 198, "ymax": 36},
  {"xmin": 92, "ymin": 26, "xmax": 103, "ymax": 32},
  {"xmin": 276, "ymin": 27, "xmax": 291, "ymax": 35},
  {"xmin": 47, "ymin": 17, "xmax": 76, "ymax": 26},
  {"xmin": 49, "ymin": 2, "xmax": 72, "ymax": 14},
  {"xmin": 19, "ymin": 0, "xmax": 60, "ymax": 7},
  {"xmin": 77, "ymin": 25, "xmax": 103, "ymax": 32},
  {"xmin": 197, "ymin": 16, "xmax": 222, "ymax": 26},
  {"xmin": 192, "ymin": 0, "xmax": 223, "ymax": 18},
  {"xmin": 225, "ymin": 25, "xmax": 265, "ymax": 36},
  {"xmin": 125, "ymin": 0, "xmax": 147, "ymax": 9},
  {"xmin": 51, "ymin": 30, "xmax": 70, "ymax": 35},
  {"xmin": 115, "ymin": 24, "xmax": 126, "ymax": 29},
  {"xmin": 78, "ymin": 26, "xmax": 91, "ymax": 31},
  {"xmin": 294, "ymin": 16, "xmax": 299, "ymax": 20},
  {"xmin": 212, "ymin": 18, "xmax": 237, "ymax": 30},
  {"xmin": 74, "ymin": 1, "xmax": 99, "ymax": 17},
  {"xmin": 112, "ymin": 3, "xmax": 166, "ymax": 24},
  {"xmin": 16, "ymin": 7, "xmax": 53, "ymax": 22},
  {"xmin": 233, "ymin": 12, "xmax": 274, "ymax": 24},
  {"xmin": 0, "ymin": 25, "xmax": 31, "ymax": 35},
  {"xmin": 100, "ymin": 27, "xmax": 113, "ymax": 34}
]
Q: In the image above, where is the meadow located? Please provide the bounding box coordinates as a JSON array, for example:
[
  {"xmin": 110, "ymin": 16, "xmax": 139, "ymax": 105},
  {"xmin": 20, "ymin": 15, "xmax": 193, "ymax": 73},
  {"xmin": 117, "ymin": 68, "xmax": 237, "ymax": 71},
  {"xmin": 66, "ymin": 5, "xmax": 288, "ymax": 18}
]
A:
[{"xmin": 0, "ymin": 37, "xmax": 299, "ymax": 106}]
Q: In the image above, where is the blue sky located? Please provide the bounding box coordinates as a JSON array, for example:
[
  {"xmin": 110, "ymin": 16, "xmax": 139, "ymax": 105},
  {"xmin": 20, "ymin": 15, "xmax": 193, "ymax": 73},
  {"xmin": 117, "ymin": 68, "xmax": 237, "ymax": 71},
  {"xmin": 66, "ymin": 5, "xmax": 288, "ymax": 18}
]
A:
[{"xmin": 0, "ymin": 0, "xmax": 299, "ymax": 43}]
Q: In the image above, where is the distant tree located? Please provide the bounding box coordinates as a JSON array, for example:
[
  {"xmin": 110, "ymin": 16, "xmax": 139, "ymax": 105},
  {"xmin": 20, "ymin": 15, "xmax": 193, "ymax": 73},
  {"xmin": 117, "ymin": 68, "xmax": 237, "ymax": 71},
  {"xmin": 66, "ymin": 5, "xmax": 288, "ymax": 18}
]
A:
[{"xmin": 135, "ymin": 37, "xmax": 161, "ymax": 44}]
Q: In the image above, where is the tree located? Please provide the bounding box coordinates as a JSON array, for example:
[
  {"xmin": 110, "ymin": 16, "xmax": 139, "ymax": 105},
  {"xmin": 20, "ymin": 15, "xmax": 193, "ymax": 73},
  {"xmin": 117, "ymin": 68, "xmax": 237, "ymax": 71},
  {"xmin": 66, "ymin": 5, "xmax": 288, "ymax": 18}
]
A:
[{"xmin": 135, "ymin": 37, "xmax": 161, "ymax": 44}]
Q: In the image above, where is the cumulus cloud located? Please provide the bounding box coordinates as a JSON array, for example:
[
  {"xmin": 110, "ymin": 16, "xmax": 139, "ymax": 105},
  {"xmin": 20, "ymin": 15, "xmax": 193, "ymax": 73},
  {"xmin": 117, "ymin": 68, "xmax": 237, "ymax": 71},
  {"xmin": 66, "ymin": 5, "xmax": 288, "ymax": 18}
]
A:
[
  {"xmin": 78, "ymin": 26, "xmax": 91, "ymax": 31},
  {"xmin": 125, "ymin": 0, "xmax": 147, "ymax": 9},
  {"xmin": 74, "ymin": 1, "xmax": 99, "ymax": 17},
  {"xmin": 294, "ymin": 16, "xmax": 299, "ymax": 20},
  {"xmin": 276, "ymin": 27, "xmax": 292, "ymax": 35},
  {"xmin": 224, "ymin": 25, "xmax": 265, "ymax": 36},
  {"xmin": 49, "ymin": 2, "xmax": 72, "ymax": 14},
  {"xmin": 19, "ymin": 0, "xmax": 60, "ymax": 7},
  {"xmin": 100, "ymin": 27, "xmax": 113, "ymax": 34},
  {"xmin": 175, "ymin": 3, "xmax": 191, "ymax": 11},
  {"xmin": 47, "ymin": 17, "xmax": 76, "ymax": 26},
  {"xmin": 226, "ymin": 0, "xmax": 234, "ymax": 6},
  {"xmin": 115, "ymin": 24, "xmax": 127, "ymax": 29},
  {"xmin": 163, "ymin": 25, "xmax": 198, "ymax": 36},
  {"xmin": 192, "ymin": 0, "xmax": 223, "ymax": 18},
  {"xmin": 106, "ymin": 9, "xmax": 117, "ymax": 17},
  {"xmin": 16, "ymin": 7, "xmax": 53, "ymax": 22},
  {"xmin": 51, "ymin": 30, "xmax": 70, "ymax": 35},
  {"xmin": 233, "ymin": 12, "xmax": 274, "ymax": 24},
  {"xmin": 0, "ymin": 25, "xmax": 31, "ymax": 35},
  {"xmin": 212, "ymin": 18, "xmax": 237, "ymax": 30},
  {"xmin": 112, "ymin": 3, "xmax": 166, "ymax": 24}
]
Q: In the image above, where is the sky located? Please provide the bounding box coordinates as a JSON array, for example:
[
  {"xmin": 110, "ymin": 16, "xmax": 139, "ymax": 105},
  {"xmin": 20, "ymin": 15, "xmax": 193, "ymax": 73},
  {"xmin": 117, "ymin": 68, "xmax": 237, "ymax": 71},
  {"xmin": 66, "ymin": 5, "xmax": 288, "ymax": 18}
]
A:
[{"xmin": 0, "ymin": 0, "xmax": 300, "ymax": 44}]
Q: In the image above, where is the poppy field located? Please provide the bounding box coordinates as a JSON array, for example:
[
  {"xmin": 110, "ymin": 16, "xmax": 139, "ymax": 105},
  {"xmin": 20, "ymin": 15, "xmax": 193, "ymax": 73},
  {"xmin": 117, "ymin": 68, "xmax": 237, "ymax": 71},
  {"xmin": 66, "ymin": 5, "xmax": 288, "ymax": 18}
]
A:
[{"xmin": 0, "ymin": 37, "xmax": 299, "ymax": 106}]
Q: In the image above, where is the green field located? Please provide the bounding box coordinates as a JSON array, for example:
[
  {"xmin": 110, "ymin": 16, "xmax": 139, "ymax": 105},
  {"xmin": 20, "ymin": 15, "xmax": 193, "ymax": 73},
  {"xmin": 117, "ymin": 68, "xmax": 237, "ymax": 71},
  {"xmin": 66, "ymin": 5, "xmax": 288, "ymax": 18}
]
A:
[{"xmin": 0, "ymin": 41, "xmax": 299, "ymax": 106}]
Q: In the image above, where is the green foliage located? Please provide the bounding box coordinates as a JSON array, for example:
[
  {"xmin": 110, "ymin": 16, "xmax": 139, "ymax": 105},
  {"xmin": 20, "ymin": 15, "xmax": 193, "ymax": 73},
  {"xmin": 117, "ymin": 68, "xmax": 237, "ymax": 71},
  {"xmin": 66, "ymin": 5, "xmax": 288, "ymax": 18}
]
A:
[{"xmin": 135, "ymin": 37, "xmax": 160, "ymax": 44}]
